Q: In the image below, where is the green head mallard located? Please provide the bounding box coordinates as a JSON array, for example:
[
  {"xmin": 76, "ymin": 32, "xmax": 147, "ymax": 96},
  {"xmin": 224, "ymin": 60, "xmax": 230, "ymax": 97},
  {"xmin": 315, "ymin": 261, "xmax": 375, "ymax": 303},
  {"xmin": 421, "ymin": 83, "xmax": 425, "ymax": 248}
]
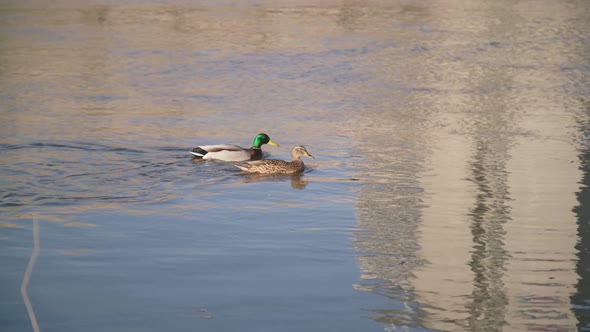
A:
[{"xmin": 190, "ymin": 133, "xmax": 279, "ymax": 161}]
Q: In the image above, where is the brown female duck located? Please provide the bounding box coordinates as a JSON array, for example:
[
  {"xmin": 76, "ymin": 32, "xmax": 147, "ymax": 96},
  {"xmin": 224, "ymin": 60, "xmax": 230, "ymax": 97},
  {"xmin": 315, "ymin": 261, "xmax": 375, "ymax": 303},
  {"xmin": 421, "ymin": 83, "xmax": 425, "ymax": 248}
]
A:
[{"xmin": 235, "ymin": 145, "xmax": 314, "ymax": 174}]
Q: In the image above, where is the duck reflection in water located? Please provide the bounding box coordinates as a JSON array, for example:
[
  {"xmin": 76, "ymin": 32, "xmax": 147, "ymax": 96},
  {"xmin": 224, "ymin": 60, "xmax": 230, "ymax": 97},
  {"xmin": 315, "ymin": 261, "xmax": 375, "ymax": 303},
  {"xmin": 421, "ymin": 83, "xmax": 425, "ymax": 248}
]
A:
[{"xmin": 239, "ymin": 173, "xmax": 309, "ymax": 190}]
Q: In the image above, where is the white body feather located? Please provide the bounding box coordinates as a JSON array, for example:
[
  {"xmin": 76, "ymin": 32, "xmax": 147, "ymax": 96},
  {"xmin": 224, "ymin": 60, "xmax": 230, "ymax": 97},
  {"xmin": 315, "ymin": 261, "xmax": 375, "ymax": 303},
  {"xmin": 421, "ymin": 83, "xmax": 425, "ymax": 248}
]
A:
[{"xmin": 189, "ymin": 144, "xmax": 252, "ymax": 161}]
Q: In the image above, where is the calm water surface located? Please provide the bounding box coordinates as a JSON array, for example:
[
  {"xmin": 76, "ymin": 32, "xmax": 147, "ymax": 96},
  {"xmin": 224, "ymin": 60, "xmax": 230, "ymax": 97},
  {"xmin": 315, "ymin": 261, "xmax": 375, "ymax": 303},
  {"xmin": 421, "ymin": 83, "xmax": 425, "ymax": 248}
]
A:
[{"xmin": 1, "ymin": 1, "xmax": 590, "ymax": 331}]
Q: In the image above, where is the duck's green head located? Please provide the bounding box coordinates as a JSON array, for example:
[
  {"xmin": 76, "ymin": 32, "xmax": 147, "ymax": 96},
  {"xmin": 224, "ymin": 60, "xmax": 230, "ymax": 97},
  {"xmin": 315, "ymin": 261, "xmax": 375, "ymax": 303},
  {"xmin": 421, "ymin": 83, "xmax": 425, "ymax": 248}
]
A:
[{"xmin": 252, "ymin": 133, "xmax": 279, "ymax": 149}]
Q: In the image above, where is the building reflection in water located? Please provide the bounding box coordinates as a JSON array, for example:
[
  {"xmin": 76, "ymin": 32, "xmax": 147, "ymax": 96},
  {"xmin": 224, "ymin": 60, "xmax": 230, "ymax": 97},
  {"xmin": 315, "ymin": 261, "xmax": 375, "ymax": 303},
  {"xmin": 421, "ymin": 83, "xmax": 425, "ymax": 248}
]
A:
[
  {"xmin": 572, "ymin": 100, "xmax": 590, "ymax": 330},
  {"xmin": 463, "ymin": 94, "xmax": 512, "ymax": 330},
  {"xmin": 348, "ymin": 1, "xmax": 583, "ymax": 331}
]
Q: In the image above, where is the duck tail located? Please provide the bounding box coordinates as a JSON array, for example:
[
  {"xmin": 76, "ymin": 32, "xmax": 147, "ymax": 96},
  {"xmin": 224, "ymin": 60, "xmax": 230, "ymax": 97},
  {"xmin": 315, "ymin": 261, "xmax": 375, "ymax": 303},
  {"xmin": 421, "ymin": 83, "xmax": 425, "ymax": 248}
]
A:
[
  {"xmin": 235, "ymin": 164, "xmax": 248, "ymax": 172},
  {"xmin": 190, "ymin": 147, "xmax": 208, "ymax": 158}
]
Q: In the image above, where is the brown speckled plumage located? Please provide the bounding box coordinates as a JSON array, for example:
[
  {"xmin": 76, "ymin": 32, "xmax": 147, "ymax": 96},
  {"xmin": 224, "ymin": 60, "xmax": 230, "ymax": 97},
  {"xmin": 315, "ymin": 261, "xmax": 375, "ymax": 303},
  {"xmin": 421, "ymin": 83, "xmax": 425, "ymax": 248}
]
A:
[{"xmin": 235, "ymin": 145, "xmax": 314, "ymax": 174}]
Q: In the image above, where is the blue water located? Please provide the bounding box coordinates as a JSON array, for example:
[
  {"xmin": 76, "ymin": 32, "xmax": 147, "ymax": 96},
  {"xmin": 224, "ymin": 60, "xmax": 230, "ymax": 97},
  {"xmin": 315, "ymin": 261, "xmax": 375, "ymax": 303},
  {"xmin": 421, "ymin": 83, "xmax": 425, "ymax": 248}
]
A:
[{"xmin": 1, "ymin": 1, "xmax": 590, "ymax": 331}]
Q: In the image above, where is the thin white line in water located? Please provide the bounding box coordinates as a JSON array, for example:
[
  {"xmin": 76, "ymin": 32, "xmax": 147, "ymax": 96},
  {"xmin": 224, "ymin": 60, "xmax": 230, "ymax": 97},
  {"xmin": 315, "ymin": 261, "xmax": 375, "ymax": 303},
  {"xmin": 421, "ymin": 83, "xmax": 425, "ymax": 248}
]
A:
[{"xmin": 21, "ymin": 215, "xmax": 40, "ymax": 332}]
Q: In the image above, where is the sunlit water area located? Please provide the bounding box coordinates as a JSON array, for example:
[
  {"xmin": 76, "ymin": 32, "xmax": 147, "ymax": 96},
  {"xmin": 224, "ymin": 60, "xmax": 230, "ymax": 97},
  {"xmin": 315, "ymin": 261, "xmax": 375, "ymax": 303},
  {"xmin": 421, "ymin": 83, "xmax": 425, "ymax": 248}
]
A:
[{"xmin": 1, "ymin": 0, "xmax": 590, "ymax": 331}]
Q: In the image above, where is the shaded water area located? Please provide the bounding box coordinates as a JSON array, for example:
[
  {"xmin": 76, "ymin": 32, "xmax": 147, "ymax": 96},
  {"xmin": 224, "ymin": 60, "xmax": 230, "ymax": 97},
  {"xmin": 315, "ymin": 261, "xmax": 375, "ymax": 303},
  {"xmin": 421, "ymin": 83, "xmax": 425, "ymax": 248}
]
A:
[{"xmin": 1, "ymin": 0, "xmax": 590, "ymax": 331}]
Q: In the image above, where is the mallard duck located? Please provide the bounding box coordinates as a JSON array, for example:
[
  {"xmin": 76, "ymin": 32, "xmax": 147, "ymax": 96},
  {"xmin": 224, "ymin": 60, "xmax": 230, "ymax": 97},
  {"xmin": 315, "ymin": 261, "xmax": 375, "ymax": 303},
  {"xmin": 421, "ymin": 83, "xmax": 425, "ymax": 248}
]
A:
[
  {"xmin": 190, "ymin": 133, "xmax": 279, "ymax": 161},
  {"xmin": 235, "ymin": 145, "xmax": 314, "ymax": 174}
]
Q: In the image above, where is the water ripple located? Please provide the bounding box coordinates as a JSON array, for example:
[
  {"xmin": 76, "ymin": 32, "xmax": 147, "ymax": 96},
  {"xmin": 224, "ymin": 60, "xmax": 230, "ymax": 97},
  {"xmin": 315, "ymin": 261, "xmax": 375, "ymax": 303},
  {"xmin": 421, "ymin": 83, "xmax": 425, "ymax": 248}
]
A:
[{"xmin": 0, "ymin": 141, "xmax": 192, "ymax": 214}]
